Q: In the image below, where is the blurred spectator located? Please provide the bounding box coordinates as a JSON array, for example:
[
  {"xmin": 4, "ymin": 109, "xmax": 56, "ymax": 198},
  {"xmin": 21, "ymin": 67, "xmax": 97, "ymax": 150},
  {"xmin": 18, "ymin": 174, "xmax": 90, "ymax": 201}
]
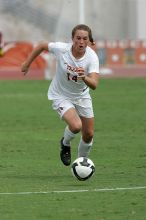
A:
[{"xmin": 0, "ymin": 31, "xmax": 4, "ymax": 57}]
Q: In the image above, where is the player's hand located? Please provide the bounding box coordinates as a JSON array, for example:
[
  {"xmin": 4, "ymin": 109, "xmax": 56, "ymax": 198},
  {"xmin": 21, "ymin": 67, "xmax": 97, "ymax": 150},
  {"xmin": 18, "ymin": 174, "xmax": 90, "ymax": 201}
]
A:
[
  {"xmin": 21, "ymin": 62, "xmax": 30, "ymax": 75},
  {"xmin": 77, "ymin": 67, "xmax": 86, "ymax": 80}
]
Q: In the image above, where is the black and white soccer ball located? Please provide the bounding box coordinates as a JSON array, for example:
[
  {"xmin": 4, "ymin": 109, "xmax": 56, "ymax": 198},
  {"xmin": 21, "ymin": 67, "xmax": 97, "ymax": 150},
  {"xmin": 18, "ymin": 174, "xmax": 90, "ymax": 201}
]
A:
[{"xmin": 71, "ymin": 157, "xmax": 95, "ymax": 181}]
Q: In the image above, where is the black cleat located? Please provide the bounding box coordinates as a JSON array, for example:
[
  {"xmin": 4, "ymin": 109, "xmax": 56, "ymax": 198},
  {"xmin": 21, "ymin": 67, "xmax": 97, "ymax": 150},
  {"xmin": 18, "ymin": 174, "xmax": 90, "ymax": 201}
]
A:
[{"xmin": 60, "ymin": 137, "xmax": 71, "ymax": 166}]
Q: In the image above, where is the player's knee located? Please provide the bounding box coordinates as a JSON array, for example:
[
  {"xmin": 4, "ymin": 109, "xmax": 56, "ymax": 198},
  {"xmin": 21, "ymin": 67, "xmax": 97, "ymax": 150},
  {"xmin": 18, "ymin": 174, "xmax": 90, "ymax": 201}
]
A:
[
  {"xmin": 83, "ymin": 130, "xmax": 94, "ymax": 143},
  {"xmin": 70, "ymin": 121, "xmax": 82, "ymax": 134}
]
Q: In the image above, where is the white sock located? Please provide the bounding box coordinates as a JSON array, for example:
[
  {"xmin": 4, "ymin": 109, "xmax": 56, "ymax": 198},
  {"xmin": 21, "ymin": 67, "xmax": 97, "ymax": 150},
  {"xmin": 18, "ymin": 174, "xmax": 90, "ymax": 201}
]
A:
[
  {"xmin": 63, "ymin": 126, "xmax": 76, "ymax": 146},
  {"xmin": 78, "ymin": 137, "xmax": 93, "ymax": 158}
]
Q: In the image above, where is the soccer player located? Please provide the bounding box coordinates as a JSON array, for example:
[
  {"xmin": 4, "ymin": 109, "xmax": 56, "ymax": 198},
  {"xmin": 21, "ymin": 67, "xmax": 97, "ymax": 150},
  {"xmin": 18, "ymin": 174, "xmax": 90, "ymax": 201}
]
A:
[{"xmin": 21, "ymin": 24, "xmax": 100, "ymax": 166}]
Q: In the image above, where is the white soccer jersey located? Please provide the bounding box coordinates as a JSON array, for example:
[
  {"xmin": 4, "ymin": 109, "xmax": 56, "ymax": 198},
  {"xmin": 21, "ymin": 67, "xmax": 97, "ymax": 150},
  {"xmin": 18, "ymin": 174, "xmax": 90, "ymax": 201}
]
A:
[{"xmin": 47, "ymin": 42, "xmax": 99, "ymax": 100}]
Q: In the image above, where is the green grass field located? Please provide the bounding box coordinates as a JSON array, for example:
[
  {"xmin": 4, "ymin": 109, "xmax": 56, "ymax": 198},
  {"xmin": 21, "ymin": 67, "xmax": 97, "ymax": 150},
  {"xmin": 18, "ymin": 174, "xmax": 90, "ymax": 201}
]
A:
[{"xmin": 0, "ymin": 78, "xmax": 146, "ymax": 220}]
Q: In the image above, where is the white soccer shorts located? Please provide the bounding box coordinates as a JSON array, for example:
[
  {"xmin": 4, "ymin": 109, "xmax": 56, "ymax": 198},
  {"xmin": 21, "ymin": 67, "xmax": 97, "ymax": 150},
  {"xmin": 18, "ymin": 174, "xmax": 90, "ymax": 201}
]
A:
[{"xmin": 51, "ymin": 97, "xmax": 94, "ymax": 119}]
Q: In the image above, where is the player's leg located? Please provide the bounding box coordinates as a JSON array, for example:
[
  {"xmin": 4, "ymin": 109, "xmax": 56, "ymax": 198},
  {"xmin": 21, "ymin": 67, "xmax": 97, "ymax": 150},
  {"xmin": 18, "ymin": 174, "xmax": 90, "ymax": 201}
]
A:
[
  {"xmin": 75, "ymin": 97, "xmax": 94, "ymax": 158},
  {"xmin": 63, "ymin": 107, "xmax": 82, "ymax": 142},
  {"xmin": 78, "ymin": 116, "xmax": 94, "ymax": 157},
  {"xmin": 60, "ymin": 107, "xmax": 82, "ymax": 165},
  {"xmin": 52, "ymin": 99, "xmax": 82, "ymax": 165}
]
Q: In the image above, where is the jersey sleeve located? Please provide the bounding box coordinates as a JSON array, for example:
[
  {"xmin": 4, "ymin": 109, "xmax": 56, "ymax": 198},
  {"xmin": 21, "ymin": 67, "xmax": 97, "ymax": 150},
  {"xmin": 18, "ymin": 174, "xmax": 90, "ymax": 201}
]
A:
[
  {"xmin": 48, "ymin": 42, "xmax": 68, "ymax": 56},
  {"xmin": 87, "ymin": 49, "xmax": 100, "ymax": 74}
]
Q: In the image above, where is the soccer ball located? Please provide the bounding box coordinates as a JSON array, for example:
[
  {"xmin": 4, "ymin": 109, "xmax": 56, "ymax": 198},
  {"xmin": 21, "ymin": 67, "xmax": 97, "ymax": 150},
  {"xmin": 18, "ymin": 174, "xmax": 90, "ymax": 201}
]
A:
[{"xmin": 71, "ymin": 157, "xmax": 95, "ymax": 181}]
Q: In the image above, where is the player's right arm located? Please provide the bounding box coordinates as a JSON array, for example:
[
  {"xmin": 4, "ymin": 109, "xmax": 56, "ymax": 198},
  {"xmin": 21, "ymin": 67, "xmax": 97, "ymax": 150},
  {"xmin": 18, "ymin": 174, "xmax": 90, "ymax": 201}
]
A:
[{"xmin": 21, "ymin": 41, "xmax": 48, "ymax": 75}]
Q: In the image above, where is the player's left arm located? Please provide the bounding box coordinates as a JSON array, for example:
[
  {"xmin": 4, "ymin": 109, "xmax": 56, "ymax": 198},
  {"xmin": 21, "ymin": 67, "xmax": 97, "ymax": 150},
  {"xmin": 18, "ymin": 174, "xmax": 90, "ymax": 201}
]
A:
[
  {"xmin": 77, "ymin": 66, "xmax": 99, "ymax": 90},
  {"xmin": 81, "ymin": 72, "xmax": 99, "ymax": 90},
  {"xmin": 77, "ymin": 49, "xmax": 100, "ymax": 90}
]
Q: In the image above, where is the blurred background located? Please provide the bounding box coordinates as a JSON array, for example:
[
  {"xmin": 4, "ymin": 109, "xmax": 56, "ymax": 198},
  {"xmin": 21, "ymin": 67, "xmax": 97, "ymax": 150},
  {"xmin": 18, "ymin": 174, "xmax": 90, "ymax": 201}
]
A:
[
  {"xmin": 0, "ymin": 0, "xmax": 145, "ymax": 41},
  {"xmin": 0, "ymin": 0, "xmax": 146, "ymax": 79}
]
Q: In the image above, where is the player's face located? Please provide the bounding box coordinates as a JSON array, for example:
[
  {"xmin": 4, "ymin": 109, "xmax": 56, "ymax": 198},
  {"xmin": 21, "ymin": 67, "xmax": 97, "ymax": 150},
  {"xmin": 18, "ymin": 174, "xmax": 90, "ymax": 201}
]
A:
[{"xmin": 72, "ymin": 30, "xmax": 89, "ymax": 57}]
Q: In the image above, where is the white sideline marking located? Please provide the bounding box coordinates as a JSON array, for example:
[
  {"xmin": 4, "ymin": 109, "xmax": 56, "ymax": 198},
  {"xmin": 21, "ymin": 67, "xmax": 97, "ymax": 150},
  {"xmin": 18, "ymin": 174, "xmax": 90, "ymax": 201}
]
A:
[{"xmin": 0, "ymin": 186, "xmax": 146, "ymax": 195}]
